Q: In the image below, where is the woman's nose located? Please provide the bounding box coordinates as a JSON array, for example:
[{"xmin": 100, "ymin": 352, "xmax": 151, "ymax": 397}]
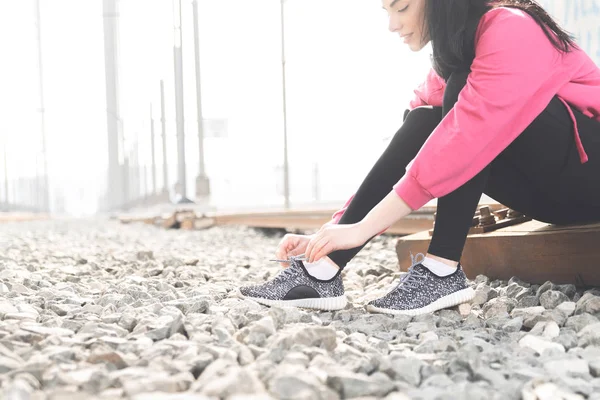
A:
[{"xmin": 388, "ymin": 16, "xmax": 402, "ymax": 33}]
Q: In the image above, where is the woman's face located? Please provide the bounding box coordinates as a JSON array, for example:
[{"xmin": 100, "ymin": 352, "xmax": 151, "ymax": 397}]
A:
[{"xmin": 382, "ymin": 0, "xmax": 428, "ymax": 52}]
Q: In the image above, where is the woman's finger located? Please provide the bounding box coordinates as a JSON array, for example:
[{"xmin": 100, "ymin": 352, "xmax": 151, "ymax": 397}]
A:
[
  {"xmin": 308, "ymin": 235, "xmax": 329, "ymax": 263},
  {"xmin": 314, "ymin": 241, "xmax": 335, "ymax": 263},
  {"xmin": 314, "ymin": 240, "xmax": 335, "ymax": 263},
  {"xmin": 305, "ymin": 233, "xmax": 320, "ymax": 263},
  {"xmin": 288, "ymin": 247, "xmax": 303, "ymax": 257},
  {"xmin": 276, "ymin": 235, "xmax": 291, "ymax": 255},
  {"xmin": 276, "ymin": 236, "xmax": 297, "ymax": 267},
  {"xmin": 276, "ymin": 240, "xmax": 290, "ymax": 260}
]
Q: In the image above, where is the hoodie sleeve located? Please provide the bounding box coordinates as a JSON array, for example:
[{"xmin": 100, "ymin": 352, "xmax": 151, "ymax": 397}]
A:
[
  {"xmin": 393, "ymin": 7, "xmax": 568, "ymax": 210},
  {"xmin": 409, "ymin": 68, "xmax": 446, "ymax": 109},
  {"xmin": 330, "ymin": 194, "xmax": 355, "ymax": 224}
]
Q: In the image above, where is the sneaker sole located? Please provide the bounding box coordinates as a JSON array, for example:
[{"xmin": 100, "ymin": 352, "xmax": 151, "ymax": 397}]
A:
[
  {"xmin": 237, "ymin": 289, "xmax": 347, "ymax": 311},
  {"xmin": 366, "ymin": 287, "xmax": 475, "ymax": 316}
]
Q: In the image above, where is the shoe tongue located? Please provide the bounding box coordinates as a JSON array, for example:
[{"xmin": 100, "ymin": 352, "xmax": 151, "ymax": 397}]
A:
[{"xmin": 411, "ymin": 263, "xmax": 427, "ymax": 272}]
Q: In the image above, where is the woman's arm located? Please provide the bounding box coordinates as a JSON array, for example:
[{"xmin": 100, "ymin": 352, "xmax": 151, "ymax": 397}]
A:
[
  {"xmin": 357, "ymin": 190, "xmax": 413, "ymax": 238},
  {"xmin": 393, "ymin": 8, "xmax": 568, "ymax": 211}
]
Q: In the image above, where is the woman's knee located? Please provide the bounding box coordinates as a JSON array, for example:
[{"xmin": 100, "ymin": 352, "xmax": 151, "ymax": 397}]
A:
[
  {"xmin": 382, "ymin": 106, "xmax": 442, "ymax": 159},
  {"xmin": 394, "ymin": 106, "xmax": 443, "ymax": 147},
  {"xmin": 404, "ymin": 106, "xmax": 443, "ymax": 125}
]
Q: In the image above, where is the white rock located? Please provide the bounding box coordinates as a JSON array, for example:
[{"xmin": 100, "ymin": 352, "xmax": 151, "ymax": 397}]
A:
[
  {"xmin": 20, "ymin": 324, "xmax": 74, "ymax": 337},
  {"xmin": 519, "ymin": 334, "xmax": 565, "ymax": 355},
  {"xmin": 557, "ymin": 301, "xmax": 577, "ymax": 317},
  {"xmin": 577, "ymin": 322, "xmax": 600, "ymax": 337}
]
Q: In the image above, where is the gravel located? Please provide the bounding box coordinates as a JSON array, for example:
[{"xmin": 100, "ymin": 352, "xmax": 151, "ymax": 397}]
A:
[{"xmin": 1, "ymin": 218, "xmax": 600, "ymax": 399}]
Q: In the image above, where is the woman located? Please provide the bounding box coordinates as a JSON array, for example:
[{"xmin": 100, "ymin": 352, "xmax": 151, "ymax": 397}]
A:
[{"xmin": 239, "ymin": 0, "xmax": 600, "ymax": 315}]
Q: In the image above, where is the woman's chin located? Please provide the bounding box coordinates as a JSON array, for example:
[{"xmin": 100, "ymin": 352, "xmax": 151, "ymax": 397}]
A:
[{"xmin": 407, "ymin": 42, "xmax": 426, "ymax": 52}]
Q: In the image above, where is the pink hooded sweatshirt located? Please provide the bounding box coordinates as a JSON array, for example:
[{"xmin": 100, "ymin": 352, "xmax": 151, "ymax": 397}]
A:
[{"xmin": 330, "ymin": 7, "xmax": 600, "ymax": 231}]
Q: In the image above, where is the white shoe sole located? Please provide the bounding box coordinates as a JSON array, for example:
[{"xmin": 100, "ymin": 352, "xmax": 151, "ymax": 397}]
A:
[
  {"xmin": 237, "ymin": 289, "xmax": 347, "ymax": 311},
  {"xmin": 366, "ymin": 287, "xmax": 475, "ymax": 316}
]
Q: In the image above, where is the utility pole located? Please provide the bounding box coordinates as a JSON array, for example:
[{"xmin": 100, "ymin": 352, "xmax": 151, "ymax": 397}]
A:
[
  {"xmin": 133, "ymin": 134, "xmax": 140, "ymax": 201},
  {"xmin": 280, "ymin": 0, "xmax": 291, "ymax": 209},
  {"xmin": 150, "ymin": 105, "xmax": 157, "ymax": 195},
  {"xmin": 102, "ymin": 0, "xmax": 123, "ymax": 210},
  {"xmin": 34, "ymin": 0, "xmax": 50, "ymax": 212},
  {"xmin": 172, "ymin": 0, "xmax": 192, "ymax": 203},
  {"xmin": 3, "ymin": 145, "xmax": 8, "ymax": 205},
  {"xmin": 160, "ymin": 80, "xmax": 169, "ymax": 196},
  {"xmin": 192, "ymin": 0, "xmax": 210, "ymax": 200}
]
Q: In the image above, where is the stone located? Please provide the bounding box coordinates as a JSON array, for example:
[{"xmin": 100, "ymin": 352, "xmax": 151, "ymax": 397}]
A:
[
  {"xmin": 565, "ymin": 313, "xmax": 599, "ymax": 332},
  {"xmin": 536, "ymin": 281, "xmax": 555, "ymax": 298},
  {"xmin": 122, "ymin": 372, "xmax": 195, "ymax": 396},
  {"xmin": 590, "ymin": 360, "xmax": 600, "ymax": 378},
  {"xmin": 472, "ymin": 286, "xmax": 491, "ymax": 306},
  {"xmin": 544, "ymin": 359, "xmax": 590, "ymax": 378},
  {"xmin": 193, "ymin": 364, "xmax": 265, "ymax": 397},
  {"xmin": 405, "ymin": 321, "xmax": 435, "ymax": 337},
  {"xmin": 529, "ymin": 321, "xmax": 560, "ymax": 339},
  {"xmin": 555, "ymin": 284, "xmax": 577, "ymax": 299},
  {"xmin": 502, "ymin": 317, "xmax": 523, "ymax": 333},
  {"xmin": 326, "ymin": 371, "xmax": 396, "ymax": 398},
  {"xmin": 413, "ymin": 338, "xmax": 458, "ymax": 354},
  {"xmin": 540, "ymin": 290, "xmax": 569, "ymax": 309},
  {"xmin": 0, "ymin": 301, "xmax": 19, "ymax": 317},
  {"xmin": 557, "ymin": 301, "xmax": 577, "ymax": 317},
  {"xmin": 518, "ymin": 335, "xmax": 565, "ymax": 355},
  {"xmin": 0, "ymin": 356, "xmax": 22, "ymax": 373},
  {"xmin": 518, "ymin": 296, "xmax": 540, "ymax": 308},
  {"xmin": 380, "ymin": 357, "xmax": 424, "ymax": 387},
  {"xmin": 575, "ymin": 294, "xmax": 600, "ymax": 316},
  {"xmin": 483, "ymin": 297, "xmax": 516, "ymax": 319},
  {"xmin": 473, "ymin": 367, "xmax": 507, "ymax": 387},
  {"xmin": 88, "ymin": 352, "xmax": 128, "ymax": 370},
  {"xmin": 20, "ymin": 324, "xmax": 74, "ymax": 337},
  {"xmin": 268, "ymin": 373, "xmax": 335, "ymax": 400},
  {"xmin": 554, "ymin": 330, "xmax": 579, "ymax": 350}
]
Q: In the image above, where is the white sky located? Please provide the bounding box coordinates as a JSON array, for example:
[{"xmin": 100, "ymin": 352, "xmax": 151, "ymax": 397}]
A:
[
  {"xmin": 0, "ymin": 0, "xmax": 433, "ymax": 214},
  {"xmin": 1, "ymin": 0, "xmax": 597, "ymax": 215}
]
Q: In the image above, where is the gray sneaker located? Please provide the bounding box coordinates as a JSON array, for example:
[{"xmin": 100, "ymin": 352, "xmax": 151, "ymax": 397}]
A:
[
  {"xmin": 238, "ymin": 254, "xmax": 347, "ymax": 311},
  {"xmin": 366, "ymin": 253, "xmax": 475, "ymax": 316}
]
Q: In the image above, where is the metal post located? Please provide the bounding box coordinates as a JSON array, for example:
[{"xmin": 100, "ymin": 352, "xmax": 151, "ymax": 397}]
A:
[
  {"xmin": 160, "ymin": 80, "xmax": 169, "ymax": 196},
  {"xmin": 192, "ymin": 0, "xmax": 210, "ymax": 199},
  {"xmin": 3, "ymin": 145, "xmax": 8, "ymax": 204},
  {"xmin": 103, "ymin": 0, "xmax": 123, "ymax": 211},
  {"xmin": 34, "ymin": 0, "xmax": 50, "ymax": 212},
  {"xmin": 313, "ymin": 163, "xmax": 320, "ymax": 202},
  {"xmin": 173, "ymin": 0, "xmax": 192, "ymax": 203},
  {"xmin": 150, "ymin": 104, "xmax": 157, "ymax": 195},
  {"xmin": 143, "ymin": 164, "xmax": 148, "ymax": 201},
  {"xmin": 280, "ymin": 0, "xmax": 291, "ymax": 209},
  {"xmin": 133, "ymin": 135, "xmax": 140, "ymax": 201},
  {"xmin": 123, "ymin": 156, "xmax": 130, "ymax": 207},
  {"xmin": 13, "ymin": 179, "xmax": 17, "ymax": 209}
]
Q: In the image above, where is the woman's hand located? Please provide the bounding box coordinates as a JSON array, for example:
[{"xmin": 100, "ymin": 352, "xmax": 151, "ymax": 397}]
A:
[
  {"xmin": 275, "ymin": 233, "xmax": 312, "ymax": 268},
  {"xmin": 304, "ymin": 223, "xmax": 368, "ymax": 263}
]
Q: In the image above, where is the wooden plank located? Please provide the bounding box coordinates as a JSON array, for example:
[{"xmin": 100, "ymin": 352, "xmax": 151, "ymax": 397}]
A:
[
  {"xmin": 396, "ymin": 220, "xmax": 600, "ymax": 286},
  {"xmin": 116, "ymin": 202, "xmax": 504, "ymax": 236},
  {"xmin": 0, "ymin": 213, "xmax": 49, "ymax": 223},
  {"xmin": 211, "ymin": 212, "xmax": 434, "ymax": 235}
]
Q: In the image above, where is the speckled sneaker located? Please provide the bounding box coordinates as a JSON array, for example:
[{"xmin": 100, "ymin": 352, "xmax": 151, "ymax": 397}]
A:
[
  {"xmin": 366, "ymin": 253, "xmax": 475, "ymax": 316},
  {"xmin": 238, "ymin": 254, "xmax": 347, "ymax": 311}
]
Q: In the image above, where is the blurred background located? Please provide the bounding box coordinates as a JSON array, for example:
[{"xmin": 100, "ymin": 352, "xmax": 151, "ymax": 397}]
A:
[{"xmin": 0, "ymin": 0, "xmax": 598, "ymax": 217}]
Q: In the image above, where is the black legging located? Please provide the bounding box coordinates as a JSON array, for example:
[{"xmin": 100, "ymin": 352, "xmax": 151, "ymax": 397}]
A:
[{"xmin": 329, "ymin": 71, "xmax": 600, "ymax": 268}]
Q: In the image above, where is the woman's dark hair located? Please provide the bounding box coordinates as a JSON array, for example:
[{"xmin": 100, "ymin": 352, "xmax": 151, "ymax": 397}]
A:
[{"xmin": 424, "ymin": 0, "xmax": 577, "ymax": 80}]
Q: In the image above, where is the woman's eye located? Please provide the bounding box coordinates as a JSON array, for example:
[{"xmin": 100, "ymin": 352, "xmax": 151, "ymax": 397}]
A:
[{"xmin": 398, "ymin": 5, "xmax": 409, "ymax": 12}]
